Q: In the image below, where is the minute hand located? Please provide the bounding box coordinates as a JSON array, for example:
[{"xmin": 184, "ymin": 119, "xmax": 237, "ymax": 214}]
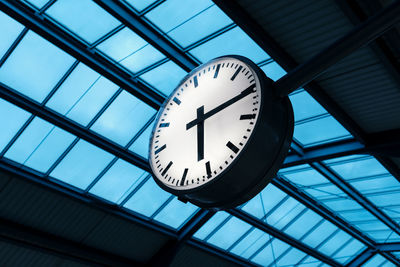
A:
[{"xmin": 186, "ymin": 83, "xmax": 256, "ymax": 130}]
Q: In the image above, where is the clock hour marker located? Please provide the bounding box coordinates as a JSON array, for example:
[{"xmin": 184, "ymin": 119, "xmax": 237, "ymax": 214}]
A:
[
  {"xmin": 194, "ymin": 76, "xmax": 198, "ymax": 88},
  {"xmin": 226, "ymin": 141, "xmax": 239, "ymax": 153},
  {"xmin": 231, "ymin": 66, "xmax": 243, "ymax": 81},
  {"xmin": 180, "ymin": 168, "xmax": 189, "ymax": 186},
  {"xmin": 173, "ymin": 97, "xmax": 181, "ymax": 105},
  {"xmin": 214, "ymin": 64, "xmax": 221, "ymax": 78},
  {"xmin": 159, "ymin": 122, "xmax": 170, "ymax": 127},
  {"xmin": 161, "ymin": 161, "xmax": 173, "ymax": 176},
  {"xmin": 205, "ymin": 161, "xmax": 212, "ymax": 178},
  {"xmin": 240, "ymin": 114, "xmax": 256, "ymax": 120},
  {"xmin": 154, "ymin": 144, "xmax": 166, "ymax": 154}
]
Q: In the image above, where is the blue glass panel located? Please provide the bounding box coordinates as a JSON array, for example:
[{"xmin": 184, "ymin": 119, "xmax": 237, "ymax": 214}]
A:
[
  {"xmin": 140, "ymin": 61, "xmax": 187, "ymax": 96},
  {"xmin": 367, "ymin": 230, "xmax": 400, "ymax": 242},
  {"xmin": 329, "ymin": 157, "xmax": 387, "ymax": 179},
  {"xmin": 194, "ymin": 211, "xmax": 229, "ymax": 240},
  {"xmin": 266, "ymin": 198, "xmax": 305, "ymax": 229},
  {"xmin": 294, "ymin": 115, "xmax": 351, "ymax": 147},
  {"xmin": 89, "ymin": 159, "xmax": 148, "ymax": 204},
  {"xmin": 0, "ymin": 31, "xmax": 74, "ymax": 103},
  {"xmin": 161, "ymin": 5, "xmax": 232, "ymax": 48},
  {"xmin": 363, "ymin": 254, "xmax": 387, "ymax": 267},
  {"xmin": 277, "ymin": 248, "xmax": 306, "ymax": 266},
  {"xmin": 50, "ymin": 140, "xmax": 114, "ymax": 189},
  {"xmin": 46, "ymin": 0, "xmax": 120, "ymax": 44},
  {"xmin": 349, "ymin": 175, "xmax": 400, "ymax": 194},
  {"xmin": 261, "ymin": 61, "xmax": 287, "ymax": 82},
  {"xmin": 91, "ymin": 91, "xmax": 156, "ymax": 146},
  {"xmin": 322, "ymin": 198, "xmax": 362, "ymax": 212},
  {"xmin": 298, "ymin": 256, "xmax": 322, "ymax": 266},
  {"xmin": 281, "ymin": 168, "xmax": 328, "ymax": 187},
  {"xmin": 230, "ymin": 228, "xmax": 271, "ymax": 259},
  {"xmin": 154, "ymin": 198, "xmax": 199, "ymax": 229},
  {"xmin": 318, "ymin": 231, "xmax": 351, "ymax": 256},
  {"xmin": 252, "ymin": 239, "xmax": 289, "ymax": 266},
  {"xmin": 284, "ymin": 210, "xmax": 322, "ymax": 239},
  {"xmin": 145, "ymin": 0, "xmax": 212, "ymax": 32},
  {"xmin": 241, "ymin": 184, "xmax": 287, "ymax": 219},
  {"xmin": 123, "ymin": 178, "xmax": 171, "ymax": 217},
  {"xmin": 367, "ymin": 192, "xmax": 400, "ymax": 207},
  {"xmin": 304, "ymin": 185, "xmax": 345, "ymax": 200},
  {"xmin": 289, "ymin": 90, "xmax": 327, "ymax": 122},
  {"xmin": 356, "ymin": 221, "xmax": 392, "ymax": 232},
  {"xmin": 189, "ymin": 27, "xmax": 270, "ymax": 64},
  {"xmin": 125, "ymin": 0, "xmax": 156, "ymax": 12},
  {"xmin": 0, "ymin": 99, "xmax": 30, "ymax": 152},
  {"xmin": 129, "ymin": 120, "xmax": 155, "ymax": 158},
  {"xmin": 207, "ymin": 216, "xmax": 251, "ymax": 250},
  {"xmin": 23, "ymin": 0, "xmax": 49, "ymax": 9},
  {"xmin": 338, "ymin": 209, "xmax": 377, "ymax": 223},
  {"xmin": 333, "ymin": 239, "xmax": 365, "ymax": 264},
  {"xmin": 5, "ymin": 117, "xmax": 75, "ymax": 173},
  {"xmin": 0, "ymin": 12, "xmax": 24, "ymax": 59},
  {"xmin": 301, "ymin": 220, "xmax": 338, "ymax": 248},
  {"xmin": 46, "ymin": 63, "xmax": 119, "ymax": 126}
]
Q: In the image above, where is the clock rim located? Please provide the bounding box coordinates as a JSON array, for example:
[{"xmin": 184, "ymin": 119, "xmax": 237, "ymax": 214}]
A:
[{"xmin": 149, "ymin": 55, "xmax": 267, "ymax": 194}]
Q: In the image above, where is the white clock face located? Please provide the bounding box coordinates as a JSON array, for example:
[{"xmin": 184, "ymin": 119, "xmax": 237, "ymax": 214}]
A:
[{"xmin": 149, "ymin": 57, "xmax": 262, "ymax": 190}]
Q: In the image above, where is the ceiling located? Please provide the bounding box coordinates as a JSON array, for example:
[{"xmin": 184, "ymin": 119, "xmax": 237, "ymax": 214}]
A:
[{"xmin": 0, "ymin": 0, "xmax": 399, "ymax": 266}]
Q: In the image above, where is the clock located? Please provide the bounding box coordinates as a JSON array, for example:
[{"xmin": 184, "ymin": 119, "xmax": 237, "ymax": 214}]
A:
[{"xmin": 149, "ymin": 55, "xmax": 294, "ymax": 209}]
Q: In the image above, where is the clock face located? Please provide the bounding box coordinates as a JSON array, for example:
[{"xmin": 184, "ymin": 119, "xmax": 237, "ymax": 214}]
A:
[{"xmin": 149, "ymin": 56, "xmax": 262, "ymax": 191}]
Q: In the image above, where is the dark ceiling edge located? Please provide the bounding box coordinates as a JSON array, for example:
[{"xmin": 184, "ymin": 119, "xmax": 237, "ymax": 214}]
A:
[{"xmin": 0, "ymin": 217, "xmax": 139, "ymax": 267}]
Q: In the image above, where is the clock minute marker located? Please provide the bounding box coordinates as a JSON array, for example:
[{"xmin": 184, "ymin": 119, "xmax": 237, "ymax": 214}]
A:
[
  {"xmin": 205, "ymin": 161, "xmax": 212, "ymax": 178},
  {"xmin": 214, "ymin": 64, "xmax": 221, "ymax": 78},
  {"xmin": 240, "ymin": 114, "xmax": 256, "ymax": 120},
  {"xmin": 154, "ymin": 144, "xmax": 166, "ymax": 154},
  {"xmin": 194, "ymin": 76, "xmax": 198, "ymax": 88},
  {"xmin": 231, "ymin": 66, "xmax": 243, "ymax": 81},
  {"xmin": 180, "ymin": 168, "xmax": 189, "ymax": 186},
  {"xmin": 226, "ymin": 141, "xmax": 239, "ymax": 154},
  {"xmin": 173, "ymin": 97, "xmax": 181, "ymax": 105},
  {"xmin": 161, "ymin": 161, "xmax": 173, "ymax": 176},
  {"xmin": 159, "ymin": 122, "xmax": 170, "ymax": 127}
]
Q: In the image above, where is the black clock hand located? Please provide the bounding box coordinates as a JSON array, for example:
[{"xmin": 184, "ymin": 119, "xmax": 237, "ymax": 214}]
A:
[
  {"xmin": 186, "ymin": 83, "xmax": 256, "ymax": 130},
  {"xmin": 197, "ymin": 106, "xmax": 204, "ymax": 161}
]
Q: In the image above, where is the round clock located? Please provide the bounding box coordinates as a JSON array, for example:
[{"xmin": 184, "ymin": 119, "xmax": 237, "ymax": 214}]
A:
[{"xmin": 149, "ymin": 55, "xmax": 294, "ymax": 209}]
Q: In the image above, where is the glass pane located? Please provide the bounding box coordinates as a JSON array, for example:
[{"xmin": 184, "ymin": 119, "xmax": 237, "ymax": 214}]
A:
[
  {"xmin": 129, "ymin": 120, "xmax": 155, "ymax": 158},
  {"xmin": 318, "ymin": 231, "xmax": 351, "ymax": 256},
  {"xmin": 207, "ymin": 216, "xmax": 252, "ymax": 250},
  {"xmin": 146, "ymin": 0, "xmax": 232, "ymax": 48},
  {"xmin": 363, "ymin": 254, "xmax": 387, "ymax": 267},
  {"xmin": 332, "ymin": 239, "xmax": 365, "ymax": 264},
  {"xmin": 123, "ymin": 178, "xmax": 171, "ymax": 217},
  {"xmin": 241, "ymin": 184, "xmax": 287, "ymax": 219},
  {"xmin": 140, "ymin": 60, "xmax": 187, "ymax": 96},
  {"xmin": 153, "ymin": 197, "xmax": 199, "ymax": 229},
  {"xmin": 281, "ymin": 167, "xmax": 328, "ymax": 187},
  {"xmin": 0, "ymin": 99, "xmax": 31, "ymax": 152},
  {"xmin": 50, "ymin": 140, "xmax": 114, "ymax": 189},
  {"xmin": 0, "ymin": 12, "xmax": 24, "ymax": 59},
  {"xmin": 230, "ymin": 228, "xmax": 271, "ymax": 259},
  {"xmin": 89, "ymin": 159, "xmax": 148, "ymax": 204},
  {"xmin": 252, "ymin": 238, "xmax": 289, "ymax": 266},
  {"xmin": 329, "ymin": 157, "xmax": 387, "ymax": 179},
  {"xmin": 0, "ymin": 31, "xmax": 75, "ymax": 103},
  {"xmin": 125, "ymin": 0, "xmax": 157, "ymax": 12},
  {"xmin": 266, "ymin": 198, "xmax": 305, "ymax": 230},
  {"xmin": 5, "ymin": 117, "xmax": 75, "ymax": 173},
  {"xmin": 289, "ymin": 90, "xmax": 327, "ymax": 122},
  {"xmin": 189, "ymin": 27, "xmax": 270, "ymax": 64},
  {"xmin": 90, "ymin": 91, "xmax": 156, "ymax": 146},
  {"xmin": 293, "ymin": 115, "xmax": 351, "ymax": 147},
  {"xmin": 261, "ymin": 61, "xmax": 287, "ymax": 82},
  {"xmin": 284, "ymin": 210, "xmax": 322, "ymax": 240},
  {"xmin": 96, "ymin": 27, "xmax": 164, "ymax": 73},
  {"xmin": 145, "ymin": 0, "xmax": 212, "ymax": 33},
  {"xmin": 194, "ymin": 211, "xmax": 229, "ymax": 240},
  {"xmin": 301, "ymin": 220, "xmax": 338, "ymax": 248},
  {"xmin": 46, "ymin": 63, "xmax": 119, "ymax": 126},
  {"xmin": 276, "ymin": 248, "xmax": 306, "ymax": 266},
  {"xmin": 46, "ymin": 0, "xmax": 120, "ymax": 44}
]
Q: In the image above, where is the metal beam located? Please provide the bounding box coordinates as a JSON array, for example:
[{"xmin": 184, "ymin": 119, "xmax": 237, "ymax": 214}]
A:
[
  {"xmin": 272, "ymin": 0, "xmax": 400, "ymax": 97},
  {"xmin": 93, "ymin": 0, "xmax": 198, "ymax": 72},
  {"xmin": 0, "ymin": 217, "xmax": 141, "ymax": 266},
  {"xmin": 228, "ymin": 209, "xmax": 341, "ymax": 267},
  {"xmin": 377, "ymin": 242, "xmax": 400, "ymax": 252},
  {"xmin": 347, "ymin": 248, "xmax": 376, "ymax": 267},
  {"xmin": 0, "ymin": 0, "xmax": 164, "ymax": 109}
]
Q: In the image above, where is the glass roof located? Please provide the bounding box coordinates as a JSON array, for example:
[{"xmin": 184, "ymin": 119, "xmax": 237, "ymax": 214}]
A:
[{"xmin": 1, "ymin": 0, "xmax": 400, "ymax": 265}]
